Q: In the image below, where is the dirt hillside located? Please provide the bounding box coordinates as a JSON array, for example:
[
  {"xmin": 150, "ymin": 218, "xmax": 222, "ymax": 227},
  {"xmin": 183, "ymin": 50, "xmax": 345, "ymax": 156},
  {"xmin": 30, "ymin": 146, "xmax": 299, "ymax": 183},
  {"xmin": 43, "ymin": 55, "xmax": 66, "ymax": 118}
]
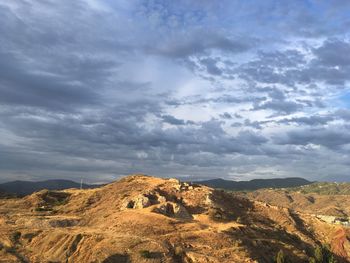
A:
[
  {"xmin": 245, "ymin": 189, "xmax": 350, "ymax": 217},
  {"xmin": 0, "ymin": 174, "xmax": 349, "ymax": 263}
]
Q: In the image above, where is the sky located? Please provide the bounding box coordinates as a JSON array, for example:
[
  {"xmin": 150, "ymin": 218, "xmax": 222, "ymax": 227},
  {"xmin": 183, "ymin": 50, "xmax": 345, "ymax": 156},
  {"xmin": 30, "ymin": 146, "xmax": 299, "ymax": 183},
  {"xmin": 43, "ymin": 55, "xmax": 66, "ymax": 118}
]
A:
[{"xmin": 0, "ymin": 0, "xmax": 350, "ymax": 183}]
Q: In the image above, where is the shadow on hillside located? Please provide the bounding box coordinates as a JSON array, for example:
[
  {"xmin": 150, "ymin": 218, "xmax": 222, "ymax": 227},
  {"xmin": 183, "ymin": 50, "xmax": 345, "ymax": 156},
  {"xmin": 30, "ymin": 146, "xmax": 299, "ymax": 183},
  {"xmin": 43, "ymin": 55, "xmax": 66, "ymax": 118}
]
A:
[
  {"xmin": 208, "ymin": 190, "xmax": 255, "ymax": 221},
  {"xmin": 3, "ymin": 246, "xmax": 29, "ymax": 263},
  {"xmin": 102, "ymin": 254, "xmax": 130, "ymax": 263},
  {"xmin": 288, "ymin": 210, "xmax": 316, "ymax": 241},
  {"xmin": 225, "ymin": 225, "xmax": 314, "ymax": 262},
  {"xmin": 220, "ymin": 194, "xmax": 347, "ymax": 263}
]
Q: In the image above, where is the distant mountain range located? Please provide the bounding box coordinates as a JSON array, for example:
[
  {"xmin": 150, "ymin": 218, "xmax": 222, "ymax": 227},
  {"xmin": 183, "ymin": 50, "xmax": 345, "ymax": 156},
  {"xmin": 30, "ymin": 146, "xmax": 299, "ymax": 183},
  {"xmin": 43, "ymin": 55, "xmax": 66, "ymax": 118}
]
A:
[
  {"xmin": 194, "ymin": 177, "xmax": 312, "ymax": 191},
  {"xmin": 0, "ymin": 177, "xmax": 312, "ymax": 197},
  {"xmin": 0, "ymin": 179, "xmax": 100, "ymax": 196}
]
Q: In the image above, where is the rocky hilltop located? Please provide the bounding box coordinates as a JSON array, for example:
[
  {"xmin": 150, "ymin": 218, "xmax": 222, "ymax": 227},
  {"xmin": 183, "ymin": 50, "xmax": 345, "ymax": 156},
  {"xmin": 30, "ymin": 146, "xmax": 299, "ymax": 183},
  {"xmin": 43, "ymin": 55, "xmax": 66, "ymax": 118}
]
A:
[{"xmin": 0, "ymin": 174, "xmax": 349, "ymax": 263}]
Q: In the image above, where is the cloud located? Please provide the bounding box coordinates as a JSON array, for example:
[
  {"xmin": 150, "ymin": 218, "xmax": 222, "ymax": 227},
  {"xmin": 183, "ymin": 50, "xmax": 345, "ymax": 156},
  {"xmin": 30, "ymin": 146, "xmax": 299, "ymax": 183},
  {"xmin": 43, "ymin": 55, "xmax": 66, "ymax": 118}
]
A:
[
  {"xmin": 277, "ymin": 115, "xmax": 334, "ymax": 126},
  {"xmin": 313, "ymin": 39, "xmax": 350, "ymax": 67},
  {"xmin": 274, "ymin": 126, "xmax": 350, "ymax": 149},
  {"xmin": 146, "ymin": 30, "xmax": 253, "ymax": 59},
  {"xmin": 220, "ymin": 112, "xmax": 233, "ymax": 119},
  {"xmin": 0, "ymin": 0, "xmax": 349, "ymax": 182},
  {"xmin": 252, "ymin": 99, "xmax": 304, "ymax": 114},
  {"xmin": 161, "ymin": 115, "xmax": 187, "ymax": 125},
  {"xmin": 200, "ymin": 58, "xmax": 223, "ymax": 76},
  {"xmin": 0, "ymin": 52, "xmax": 104, "ymax": 111}
]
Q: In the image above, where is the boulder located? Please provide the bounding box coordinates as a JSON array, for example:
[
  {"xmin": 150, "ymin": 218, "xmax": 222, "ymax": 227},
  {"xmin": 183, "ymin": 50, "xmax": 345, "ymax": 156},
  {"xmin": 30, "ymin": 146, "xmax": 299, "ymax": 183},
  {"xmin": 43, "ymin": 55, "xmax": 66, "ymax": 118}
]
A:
[
  {"xmin": 157, "ymin": 195, "xmax": 167, "ymax": 203},
  {"xmin": 133, "ymin": 195, "xmax": 151, "ymax": 209},
  {"xmin": 122, "ymin": 194, "xmax": 152, "ymax": 209},
  {"xmin": 153, "ymin": 202, "xmax": 192, "ymax": 219},
  {"xmin": 173, "ymin": 203, "xmax": 193, "ymax": 219}
]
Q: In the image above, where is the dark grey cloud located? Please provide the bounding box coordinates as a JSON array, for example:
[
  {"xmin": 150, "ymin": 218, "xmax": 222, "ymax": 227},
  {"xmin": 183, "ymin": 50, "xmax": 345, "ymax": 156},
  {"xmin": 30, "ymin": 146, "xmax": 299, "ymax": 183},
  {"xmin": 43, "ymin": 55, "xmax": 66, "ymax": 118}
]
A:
[
  {"xmin": 200, "ymin": 58, "xmax": 223, "ymax": 76},
  {"xmin": 274, "ymin": 127, "xmax": 350, "ymax": 149},
  {"xmin": 220, "ymin": 112, "xmax": 233, "ymax": 120},
  {"xmin": 277, "ymin": 115, "xmax": 334, "ymax": 126},
  {"xmin": 0, "ymin": 52, "xmax": 103, "ymax": 110},
  {"xmin": 161, "ymin": 115, "xmax": 187, "ymax": 125},
  {"xmin": 252, "ymin": 99, "xmax": 304, "ymax": 114},
  {"xmin": 313, "ymin": 39, "xmax": 350, "ymax": 67},
  {"xmin": 243, "ymin": 119, "xmax": 265, "ymax": 130}
]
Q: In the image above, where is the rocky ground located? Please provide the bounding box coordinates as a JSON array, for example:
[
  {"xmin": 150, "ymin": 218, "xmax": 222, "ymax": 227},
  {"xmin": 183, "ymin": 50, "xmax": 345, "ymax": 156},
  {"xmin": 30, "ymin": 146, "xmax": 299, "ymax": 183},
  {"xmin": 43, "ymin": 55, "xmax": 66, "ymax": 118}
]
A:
[{"xmin": 0, "ymin": 174, "xmax": 349, "ymax": 263}]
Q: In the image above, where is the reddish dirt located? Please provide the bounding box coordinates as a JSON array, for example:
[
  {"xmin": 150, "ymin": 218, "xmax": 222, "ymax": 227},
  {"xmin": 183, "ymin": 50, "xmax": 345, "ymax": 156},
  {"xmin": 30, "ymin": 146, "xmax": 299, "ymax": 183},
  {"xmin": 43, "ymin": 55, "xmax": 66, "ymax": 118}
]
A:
[{"xmin": 331, "ymin": 228, "xmax": 349, "ymax": 259}]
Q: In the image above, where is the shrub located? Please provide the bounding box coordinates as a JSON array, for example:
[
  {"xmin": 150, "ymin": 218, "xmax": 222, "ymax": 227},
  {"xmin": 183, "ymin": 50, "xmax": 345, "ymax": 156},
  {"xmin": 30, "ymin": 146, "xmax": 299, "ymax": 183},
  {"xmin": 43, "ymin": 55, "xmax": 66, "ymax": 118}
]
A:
[
  {"xmin": 309, "ymin": 258, "xmax": 316, "ymax": 263},
  {"xmin": 328, "ymin": 255, "xmax": 337, "ymax": 263},
  {"xmin": 275, "ymin": 249, "xmax": 285, "ymax": 263},
  {"xmin": 173, "ymin": 246, "xmax": 184, "ymax": 261},
  {"xmin": 11, "ymin": 231, "xmax": 21, "ymax": 243},
  {"xmin": 139, "ymin": 250, "xmax": 152, "ymax": 258},
  {"xmin": 233, "ymin": 238, "xmax": 243, "ymax": 247},
  {"xmin": 174, "ymin": 246, "xmax": 183, "ymax": 256},
  {"xmin": 35, "ymin": 206, "xmax": 53, "ymax": 212},
  {"xmin": 4, "ymin": 246, "xmax": 16, "ymax": 253},
  {"xmin": 314, "ymin": 245, "xmax": 323, "ymax": 262},
  {"xmin": 312, "ymin": 244, "xmax": 337, "ymax": 263},
  {"xmin": 236, "ymin": 216, "xmax": 243, "ymax": 224}
]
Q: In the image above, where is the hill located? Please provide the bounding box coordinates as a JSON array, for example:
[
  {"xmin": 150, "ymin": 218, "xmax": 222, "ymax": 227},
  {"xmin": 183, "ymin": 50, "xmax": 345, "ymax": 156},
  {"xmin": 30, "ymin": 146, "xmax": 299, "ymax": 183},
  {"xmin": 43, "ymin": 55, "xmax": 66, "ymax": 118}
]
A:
[
  {"xmin": 244, "ymin": 186, "xmax": 350, "ymax": 217},
  {"xmin": 290, "ymin": 182, "xmax": 350, "ymax": 195},
  {"xmin": 0, "ymin": 174, "xmax": 349, "ymax": 262},
  {"xmin": 195, "ymin": 177, "xmax": 312, "ymax": 191},
  {"xmin": 0, "ymin": 179, "xmax": 99, "ymax": 196},
  {"xmin": 243, "ymin": 182, "xmax": 350, "ymax": 218}
]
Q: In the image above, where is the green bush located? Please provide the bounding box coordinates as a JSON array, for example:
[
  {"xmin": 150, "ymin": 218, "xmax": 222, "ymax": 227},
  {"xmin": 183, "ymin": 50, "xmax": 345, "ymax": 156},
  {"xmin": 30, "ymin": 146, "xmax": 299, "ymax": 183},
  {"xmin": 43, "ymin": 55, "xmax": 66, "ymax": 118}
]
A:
[{"xmin": 139, "ymin": 250, "xmax": 152, "ymax": 258}]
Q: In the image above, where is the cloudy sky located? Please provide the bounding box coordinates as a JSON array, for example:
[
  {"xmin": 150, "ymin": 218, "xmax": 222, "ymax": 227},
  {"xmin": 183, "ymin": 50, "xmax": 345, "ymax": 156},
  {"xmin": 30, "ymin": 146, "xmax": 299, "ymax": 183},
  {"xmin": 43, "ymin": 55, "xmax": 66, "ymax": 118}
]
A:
[{"xmin": 1, "ymin": 0, "xmax": 350, "ymax": 183}]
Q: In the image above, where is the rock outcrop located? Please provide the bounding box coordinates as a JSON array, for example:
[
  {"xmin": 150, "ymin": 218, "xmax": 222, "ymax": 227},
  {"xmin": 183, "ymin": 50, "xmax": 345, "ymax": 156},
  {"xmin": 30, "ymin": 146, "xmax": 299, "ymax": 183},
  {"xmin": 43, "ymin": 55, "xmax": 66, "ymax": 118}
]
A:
[{"xmin": 152, "ymin": 202, "xmax": 193, "ymax": 219}]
